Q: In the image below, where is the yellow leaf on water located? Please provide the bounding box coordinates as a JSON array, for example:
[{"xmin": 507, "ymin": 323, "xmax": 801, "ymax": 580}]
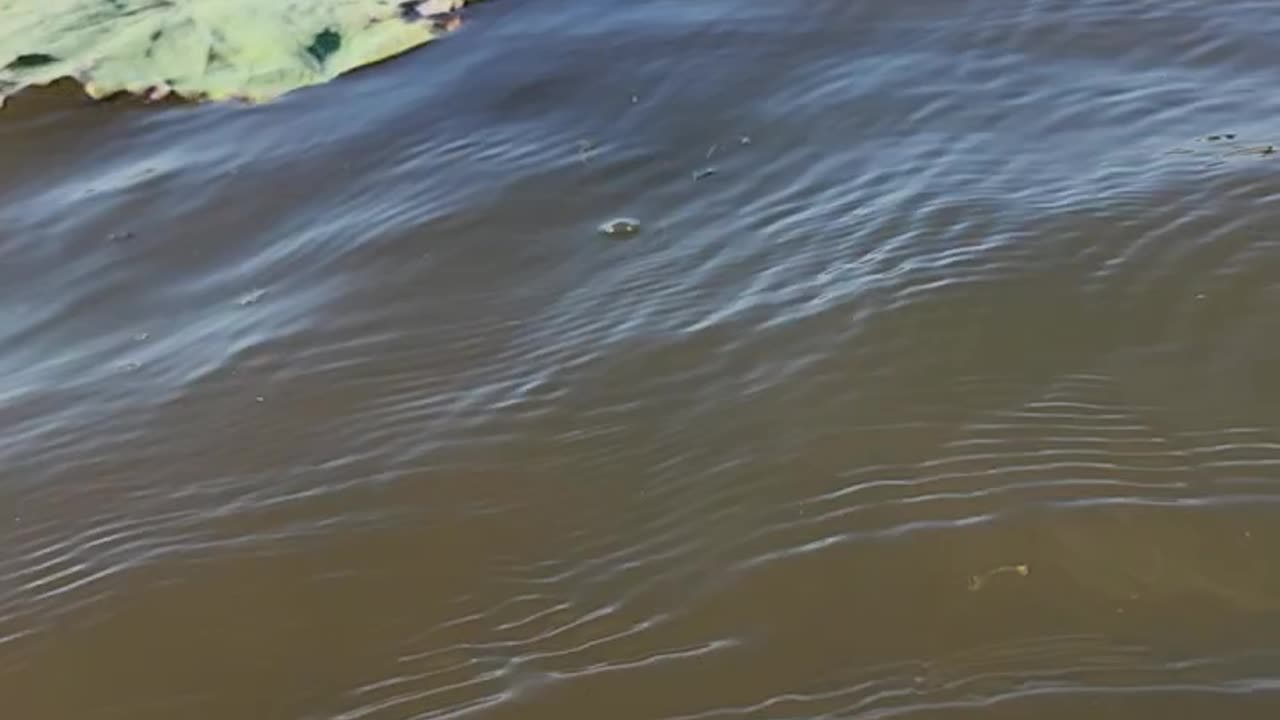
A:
[{"xmin": 0, "ymin": 0, "xmax": 470, "ymax": 106}]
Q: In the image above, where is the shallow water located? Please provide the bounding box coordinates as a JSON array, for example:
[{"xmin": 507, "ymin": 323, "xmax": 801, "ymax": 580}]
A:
[{"xmin": 3, "ymin": 0, "xmax": 1280, "ymax": 716}]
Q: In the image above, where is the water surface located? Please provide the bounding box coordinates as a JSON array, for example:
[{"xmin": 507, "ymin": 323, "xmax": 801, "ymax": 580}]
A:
[{"xmin": 3, "ymin": 0, "xmax": 1280, "ymax": 717}]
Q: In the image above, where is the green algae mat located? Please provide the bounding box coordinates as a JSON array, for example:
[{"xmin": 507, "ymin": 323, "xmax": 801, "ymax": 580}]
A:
[{"xmin": 0, "ymin": 0, "xmax": 470, "ymax": 106}]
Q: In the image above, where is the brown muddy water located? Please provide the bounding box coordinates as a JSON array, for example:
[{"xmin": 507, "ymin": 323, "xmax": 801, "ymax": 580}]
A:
[{"xmin": 4, "ymin": 0, "xmax": 1280, "ymax": 717}]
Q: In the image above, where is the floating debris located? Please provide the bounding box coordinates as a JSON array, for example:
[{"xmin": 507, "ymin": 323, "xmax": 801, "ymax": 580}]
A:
[
  {"xmin": 1225, "ymin": 144, "xmax": 1278, "ymax": 157},
  {"xmin": 967, "ymin": 564, "xmax": 1029, "ymax": 591},
  {"xmin": 1171, "ymin": 134, "xmax": 1278, "ymax": 161},
  {"xmin": 598, "ymin": 218, "xmax": 641, "ymax": 238},
  {"xmin": 237, "ymin": 289, "xmax": 267, "ymax": 306}
]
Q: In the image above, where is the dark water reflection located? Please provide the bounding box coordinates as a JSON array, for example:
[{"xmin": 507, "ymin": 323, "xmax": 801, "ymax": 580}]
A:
[{"xmin": 3, "ymin": 0, "xmax": 1280, "ymax": 716}]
